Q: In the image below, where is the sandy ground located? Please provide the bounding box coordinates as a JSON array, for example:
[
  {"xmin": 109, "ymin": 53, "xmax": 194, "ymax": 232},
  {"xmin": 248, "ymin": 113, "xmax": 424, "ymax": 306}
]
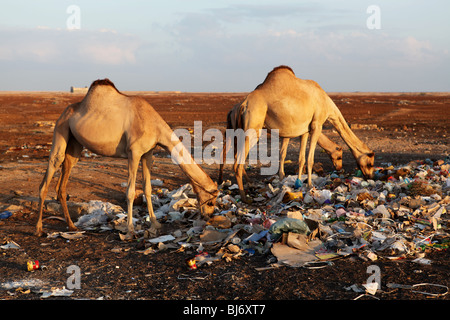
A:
[{"xmin": 0, "ymin": 91, "xmax": 449, "ymax": 307}]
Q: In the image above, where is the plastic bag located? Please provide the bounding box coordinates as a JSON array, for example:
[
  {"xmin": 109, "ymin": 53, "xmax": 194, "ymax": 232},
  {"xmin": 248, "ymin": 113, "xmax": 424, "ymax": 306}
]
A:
[{"xmin": 269, "ymin": 218, "xmax": 311, "ymax": 237}]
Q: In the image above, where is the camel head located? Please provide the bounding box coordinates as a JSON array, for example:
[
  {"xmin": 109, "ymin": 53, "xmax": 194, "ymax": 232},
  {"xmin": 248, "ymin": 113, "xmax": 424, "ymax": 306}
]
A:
[
  {"xmin": 331, "ymin": 146, "xmax": 343, "ymax": 171},
  {"xmin": 358, "ymin": 152, "xmax": 375, "ymax": 178},
  {"xmin": 193, "ymin": 183, "xmax": 219, "ymax": 218}
]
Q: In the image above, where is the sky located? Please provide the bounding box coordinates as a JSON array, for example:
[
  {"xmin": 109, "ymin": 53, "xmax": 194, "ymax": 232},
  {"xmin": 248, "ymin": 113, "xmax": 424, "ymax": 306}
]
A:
[{"xmin": 0, "ymin": 0, "xmax": 449, "ymax": 92}]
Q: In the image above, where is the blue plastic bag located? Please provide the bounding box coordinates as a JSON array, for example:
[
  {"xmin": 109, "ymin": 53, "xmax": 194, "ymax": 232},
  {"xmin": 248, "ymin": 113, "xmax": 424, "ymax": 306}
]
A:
[{"xmin": 0, "ymin": 211, "xmax": 12, "ymax": 219}]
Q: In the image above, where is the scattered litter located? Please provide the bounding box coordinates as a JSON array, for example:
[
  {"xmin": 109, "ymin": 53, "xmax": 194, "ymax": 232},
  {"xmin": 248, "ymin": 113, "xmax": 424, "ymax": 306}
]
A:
[
  {"xmin": 362, "ymin": 282, "xmax": 379, "ymax": 295},
  {"xmin": 0, "ymin": 240, "xmax": 21, "ymax": 249},
  {"xmin": 386, "ymin": 282, "xmax": 448, "ymax": 297},
  {"xmin": 40, "ymin": 287, "xmax": 74, "ymax": 299},
  {"xmin": 302, "ymin": 260, "xmax": 334, "ymax": 269},
  {"xmin": 412, "ymin": 257, "xmax": 432, "ymax": 265},
  {"xmin": 26, "ymin": 260, "xmax": 40, "ymax": 271},
  {"xmin": 270, "ymin": 239, "xmax": 323, "ymax": 268},
  {"xmin": 186, "ymin": 257, "xmax": 197, "ymax": 270},
  {"xmin": 75, "ymin": 200, "xmax": 125, "ymax": 231},
  {"xmin": 0, "ymin": 279, "xmax": 48, "ymax": 291},
  {"xmin": 177, "ymin": 274, "xmax": 209, "ymax": 281},
  {"xmin": 0, "ymin": 211, "xmax": 13, "ymax": 219},
  {"xmin": 148, "ymin": 234, "xmax": 175, "ymax": 244},
  {"xmin": 269, "ymin": 218, "xmax": 310, "ymax": 238},
  {"xmin": 200, "ymin": 229, "xmax": 229, "ymax": 243},
  {"xmin": 48, "ymin": 231, "xmax": 86, "ymax": 240},
  {"xmin": 6, "ymin": 157, "xmax": 446, "ymax": 277},
  {"xmin": 151, "ymin": 179, "xmax": 164, "ymax": 186},
  {"xmin": 0, "ymin": 279, "xmax": 72, "ymax": 298}
]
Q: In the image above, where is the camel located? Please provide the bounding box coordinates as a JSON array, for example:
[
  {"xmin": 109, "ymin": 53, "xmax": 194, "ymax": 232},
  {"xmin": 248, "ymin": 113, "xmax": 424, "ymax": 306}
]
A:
[
  {"xmin": 36, "ymin": 79, "xmax": 218, "ymax": 237},
  {"xmin": 218, "ymin": 103, "xmax": 343, "ymax": 183},
  {"xmin": 232, "ymin": 66, "xmax": 374, "ymax": 201}
]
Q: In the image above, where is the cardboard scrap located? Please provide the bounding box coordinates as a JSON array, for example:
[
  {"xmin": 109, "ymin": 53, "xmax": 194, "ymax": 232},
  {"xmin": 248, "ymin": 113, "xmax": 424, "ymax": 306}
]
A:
[
  {"xmin": 148, "ymin": 234, "xmax": 176, "ymax": 244},
  {"xmin": 200, "ymin": 229, "xmax": 230, "ymax": 243},
  {"xmin": 271, "ymin": 239, "xmax": 323, "ymax": 267}
]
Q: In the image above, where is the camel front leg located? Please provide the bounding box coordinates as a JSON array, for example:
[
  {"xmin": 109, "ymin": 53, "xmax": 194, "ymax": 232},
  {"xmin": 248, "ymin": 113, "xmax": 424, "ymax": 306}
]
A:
[
  {"xmin": 279, "ymin": 137, "xmax": 289, "ymax": 180},
  {"xmin": 126, "ymin": 151, "xmax": 141, "ymax": 235},
  {"xmin": 297, "ymin": 133, "xmax": 309, "ymax": 180},
  {"xmin": 234, "ymin": 134, "xmax": 252, "ymax": 203},
  {"xmin": 234, "ymin": 162, "xmax": 247, "ymax": 202},
  {"xmin": 141, "ymin": 151, "xmax": 162, "ymax": 229}
]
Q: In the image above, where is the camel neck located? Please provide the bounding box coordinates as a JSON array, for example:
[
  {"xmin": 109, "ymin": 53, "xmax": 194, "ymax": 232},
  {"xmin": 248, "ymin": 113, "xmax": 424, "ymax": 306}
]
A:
[
  {"xmin": 327, "ymin": 98, "xmax": 372, "ymax": 156},
  {"xmin": 159, "ymin": 131, "xmax": 216, "ymax": 193}
]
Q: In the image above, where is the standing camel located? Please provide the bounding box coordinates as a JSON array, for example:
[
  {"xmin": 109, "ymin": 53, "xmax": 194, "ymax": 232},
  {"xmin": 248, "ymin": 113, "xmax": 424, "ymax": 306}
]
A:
[
  {"xmin": 36, "ymin": 79, "xmax": 218, "ymax": 237},
  {"xmin": 232, "ymin": 66, "xmax": 374, "ymax": 201},
  {"xmin": 218, "ymin": 103, "xmax": 343, "ymax": 183}
]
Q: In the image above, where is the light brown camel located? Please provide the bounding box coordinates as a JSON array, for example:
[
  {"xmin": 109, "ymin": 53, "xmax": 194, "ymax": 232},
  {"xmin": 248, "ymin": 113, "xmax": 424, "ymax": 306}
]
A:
[
  {"xmin": 36, "ymin": 79, "xmax": 218, "ymax": 237},
  {"xmin": 218, "ymin": 103, "xmax": 343, "ymax": 183},
  {"xmin": 232, "ymin": 66, "xmax": 374, "ymax": 201}
]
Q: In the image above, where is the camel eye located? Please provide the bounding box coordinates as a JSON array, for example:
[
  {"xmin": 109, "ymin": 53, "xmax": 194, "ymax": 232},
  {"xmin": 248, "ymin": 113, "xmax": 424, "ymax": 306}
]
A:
[{"xmin": 207, "ymin": 201, "xmax": 214, "ymax": 206}]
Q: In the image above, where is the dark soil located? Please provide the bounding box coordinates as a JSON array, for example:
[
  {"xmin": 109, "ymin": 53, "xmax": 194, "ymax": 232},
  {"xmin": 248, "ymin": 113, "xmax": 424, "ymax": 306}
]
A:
[{"xmin": 0, "ymin": 92, "xmax": 449, "ymax": 309}]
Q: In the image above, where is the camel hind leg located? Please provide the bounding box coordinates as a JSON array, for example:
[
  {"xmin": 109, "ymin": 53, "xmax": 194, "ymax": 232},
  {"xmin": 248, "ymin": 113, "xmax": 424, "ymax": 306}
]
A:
[
  {"xmin": 55, "ymin": 136, "xmax": 83, "ymax": 232},
  {"xmin": 234, "ymin": 127, "xmax": 262, "ymax": 202},
  {"xmin": 279, "ymin": 137, "xmax": 289, "ymax": 180},
  {"xmin": 36, "ymin": 127, "xmax": 70, "ymax": 236},
  {"xmin": 125, "ymin": 150, "xmax": 141, "ymax": 235},
  {"xmin": 306, "ymin": 121, "xmax": 322, "ymax": 187},
  {"xmin": 297, "ymin": 133, "xmax": 309, "ymax": 180}
]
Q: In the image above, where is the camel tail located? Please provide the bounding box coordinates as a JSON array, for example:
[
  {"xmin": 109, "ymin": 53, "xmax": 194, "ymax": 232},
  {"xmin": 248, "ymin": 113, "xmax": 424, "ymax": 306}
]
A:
[
  {"xmin": 219, "ymin": 99, "xmax": 248, "ymax": 183},
  {"xmin": 235, "ymin": 99, "xmax": 247, "ymax": 130}
]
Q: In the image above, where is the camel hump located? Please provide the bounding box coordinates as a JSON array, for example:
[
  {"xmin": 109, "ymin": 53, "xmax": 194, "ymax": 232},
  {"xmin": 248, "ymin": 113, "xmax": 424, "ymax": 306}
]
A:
[
  {"xmin": 255, "ymin": 65, "xmax": 295, "ymax": 89},
  {"xmin": 269, "ymin": 65, "xmax": 295, "ymax": 76},
  {"xmin": 88, "ymin": 78, "xmax": 121, "ymax": 94}
]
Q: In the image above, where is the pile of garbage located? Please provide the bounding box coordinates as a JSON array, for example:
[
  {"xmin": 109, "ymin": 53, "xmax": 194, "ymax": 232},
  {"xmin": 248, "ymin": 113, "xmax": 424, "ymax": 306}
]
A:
[{"xmin": 70, "ymin": 158, "xmax": 449, "ymax": 268}]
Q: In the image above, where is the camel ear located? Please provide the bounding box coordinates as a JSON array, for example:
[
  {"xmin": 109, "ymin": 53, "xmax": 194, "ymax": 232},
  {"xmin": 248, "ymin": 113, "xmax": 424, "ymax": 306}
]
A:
[{"xmin": 367, "ymin": 152, "xmax": 375, "ymax": 158}]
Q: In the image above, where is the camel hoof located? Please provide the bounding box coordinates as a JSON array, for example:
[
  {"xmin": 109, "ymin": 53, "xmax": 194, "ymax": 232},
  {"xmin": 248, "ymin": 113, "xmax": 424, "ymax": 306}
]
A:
[
  {"xmin": 120, "ymin": 231, "xmax": 136, "ymax": 241},
  {"xmin": 68, "ymin": 225, "xmax": 78, "ymax": 232},
  {"xmin": 35, "ymin": 230, "xmax": 46, "ymax": 237},
  {"xmin": 243, "ymin": 196, "xmax": 253, "ymax": 205},
  {"xmin": 150, "ymin": 218, "xmax": 162, "ymax": 229}
]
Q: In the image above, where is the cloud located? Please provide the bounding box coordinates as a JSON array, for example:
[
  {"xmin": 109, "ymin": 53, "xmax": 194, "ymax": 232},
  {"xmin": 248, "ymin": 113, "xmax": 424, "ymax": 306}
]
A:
[
  {"xmin": 74, "ymin": 30, "xmax": 140, "ymax": 65},
  {"xmin": 0, "ymin": 27, "xmax": 141, "ymax": 65},
  {"xmin": 162, "ymin": 7, "xmax": 448, "ymax": 92},
  {"xmin": 207, "ymin": 3, "xmax": 320, "ymax": 23},
  {"xmin": 0, "ymin": 3, "xmax": 448, "ymax": 92}
]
